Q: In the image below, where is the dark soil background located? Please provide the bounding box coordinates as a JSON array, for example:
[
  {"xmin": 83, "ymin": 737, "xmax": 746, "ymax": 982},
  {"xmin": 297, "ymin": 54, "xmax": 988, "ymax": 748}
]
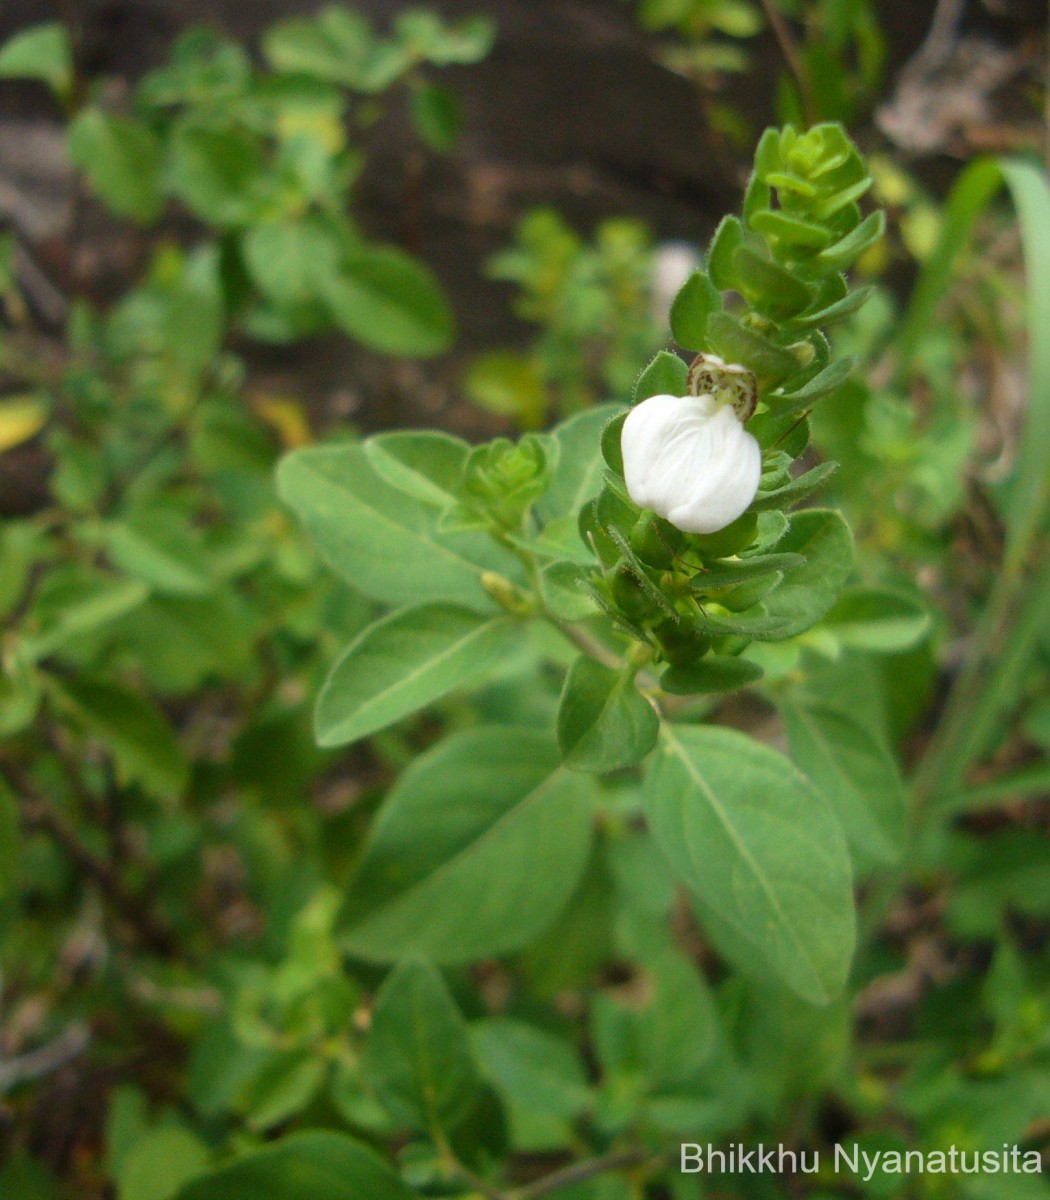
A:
[{"xmin": 0, "ymin": 0, "xmax": 1045, "ymax": 443}]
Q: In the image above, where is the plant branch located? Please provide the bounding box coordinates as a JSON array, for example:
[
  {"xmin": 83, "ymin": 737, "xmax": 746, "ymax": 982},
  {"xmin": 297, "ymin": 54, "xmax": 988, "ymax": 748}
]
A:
[
  {"xmin": 511, "ymin": 1150, "xmax": 652, "ymax": 1200},
  {"xmin": 0, "ymin": 1021, "xmax": 90, "ymax": 1091}
]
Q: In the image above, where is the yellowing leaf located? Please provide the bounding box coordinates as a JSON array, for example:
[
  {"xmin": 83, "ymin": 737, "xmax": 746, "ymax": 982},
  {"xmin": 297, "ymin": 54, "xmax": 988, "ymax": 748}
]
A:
[{"xmin": 0, "ymin": 395, "xmax": 48, "ymax": 453}]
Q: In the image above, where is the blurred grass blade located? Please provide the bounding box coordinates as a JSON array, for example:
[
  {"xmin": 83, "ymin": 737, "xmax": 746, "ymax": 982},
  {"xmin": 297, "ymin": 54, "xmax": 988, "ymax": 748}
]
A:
[
  {"xmin": 904, "ymin": 158, "xmax": 1050, "ymax": 802},
  {"xmin": 898, "ymin": 157, "xmax": 1050, "ymax": 561}
]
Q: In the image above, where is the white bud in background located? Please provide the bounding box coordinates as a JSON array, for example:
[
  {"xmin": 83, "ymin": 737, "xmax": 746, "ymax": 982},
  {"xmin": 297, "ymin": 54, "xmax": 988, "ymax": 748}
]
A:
[
  {"xmin": 621, "ymin": 393, "xmax": 761, "ymax": 534},
  {"xmin": 650, "ymin": 241, "xmax": 701, "ymax": 327}
]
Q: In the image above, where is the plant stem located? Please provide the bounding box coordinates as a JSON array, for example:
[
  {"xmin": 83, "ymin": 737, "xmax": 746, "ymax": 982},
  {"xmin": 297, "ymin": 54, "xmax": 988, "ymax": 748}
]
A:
[
  {"xmin": 511, "ymin": 1150, "xmax": 653, "ymax": 1200},
  {"xmin": 545, "ymin": 612, "xmax": 624, "ymax": 671}
]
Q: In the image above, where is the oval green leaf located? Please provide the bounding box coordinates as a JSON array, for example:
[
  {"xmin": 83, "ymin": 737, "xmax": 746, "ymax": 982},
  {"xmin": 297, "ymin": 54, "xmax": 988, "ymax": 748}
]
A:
[
  {"xmin": 315, "ymin": 605, "xmax": 519, "ymax": 747},
  {"xmin": 174, "ymin": 1132, "xmax": 415, "ymax": 1200},
  {"xmin": 364, "ymin": 960, "xmax": 481, "ymax": 1132},
  {"xmin": 556, "ymin": 656, "xmax": 659, "ymax": 773},
  {"xmin": 341, "ymin": 727, "xmax": 595, "ymax": 963},
  {"xmin": 644, "ymin": 724, "xmax": 855, "ymax": 1004},
  {"xmin": 319, "ymin": 246, "xmax": 454, "ymax": 357},
  {"xmin": 277, "ymin": 443, "xmax": 521, "ymax": 608}
]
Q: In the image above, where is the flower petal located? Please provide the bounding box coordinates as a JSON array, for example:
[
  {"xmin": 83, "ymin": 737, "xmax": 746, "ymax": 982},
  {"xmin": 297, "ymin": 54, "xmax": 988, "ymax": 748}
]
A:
[{"xmin": 621, "ymin": 393, "xmax": 761, "ymax": 534}]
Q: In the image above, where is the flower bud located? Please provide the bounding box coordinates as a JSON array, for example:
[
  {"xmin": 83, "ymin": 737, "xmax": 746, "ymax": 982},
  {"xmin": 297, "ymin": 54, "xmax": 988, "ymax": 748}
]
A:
[{"xmin": 620, "ymin": 393, "xmax": 762, "ymax": 535}]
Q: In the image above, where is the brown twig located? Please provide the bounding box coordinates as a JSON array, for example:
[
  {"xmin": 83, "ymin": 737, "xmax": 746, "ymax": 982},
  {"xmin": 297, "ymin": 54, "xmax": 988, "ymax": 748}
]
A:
[
  {"xmin": 0, "ymin": 1021, "xmax": 90, "ymax": 1091},
  {"xmin": 759, "ymin": 0, "xmax": 817, "ymax": 127}
]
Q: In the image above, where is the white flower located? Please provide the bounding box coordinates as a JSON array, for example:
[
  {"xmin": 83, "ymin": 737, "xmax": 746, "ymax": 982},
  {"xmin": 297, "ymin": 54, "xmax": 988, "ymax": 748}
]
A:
[{"xmin": 621, "ymin": 393, "xmax": 761, "ymax": 534}]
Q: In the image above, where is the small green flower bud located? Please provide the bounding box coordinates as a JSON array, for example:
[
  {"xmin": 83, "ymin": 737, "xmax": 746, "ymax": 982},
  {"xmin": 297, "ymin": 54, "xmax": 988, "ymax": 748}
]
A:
[
  {"xmin": 481, "ymin": 571, "xmax": 532, "ymax": 614},
  {"xmin": 629, "ymin": 510, "xmax": 685, "ymax": 569}
]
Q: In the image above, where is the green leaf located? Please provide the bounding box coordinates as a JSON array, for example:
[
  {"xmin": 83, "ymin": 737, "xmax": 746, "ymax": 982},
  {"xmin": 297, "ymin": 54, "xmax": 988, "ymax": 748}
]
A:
[
  {"xmin": 236, "ymin": 1052, "xmax": 327, "ymax": 1131},
  {"xmin": 410, "ymin": 81, "xmax": 462, "ymax": 152},
  {"xmin": 403, "ymin": 13, "xmax": 496, "ymax": 65},
  {"xmin": 100, "ymin": 513, "xmax": 213, "ymax": 597},
  {"xmin": 748, "ymin": 208, "xmax": 832, "ymax": 250},
  {"xmin": 819, "ymin": 587, "xmax": 930, "ymax": 652},
  {"xmin": 556, "ymin": 656, "xmax": 659, "ymax": 773},
  {"xmin": 645, "ymin": 724, "xmax": 855, "ymax": 1004},
  {"xmin": 706, "ymin": 215, "xmax": 745, "ymax": 291},
  {"xmin": 540, "ymin": 561, "xmax": 596, "ymax": 621},
  {"xmin": 773, "ymin": 356, "xmax": 855, "ymax": 412},
  {"xmin": 169, "ymin": 124, "xmax": 266, "ymax": 227},
  {"xmin": 688, "ymin": 553, "xmax": 804, "ymax": 589},
  {"xmin": 24, "ymin": 575, "xmax": 149, "ymax": 661},
  {"xmin": 660, "ymin": 655, "xmax": 763, "ymax": 695},
  {"xmin": 68, "ymin": 110, "xmax": 163, "ymax": 224},
  {"xmin": 340, "ymin": 727, "xmax": 595, "ymax": 962},
  {"xmin": 242, "ymin": 217, "xmax": 338, "ymax": 310},
  {"xmin": 262, "ymin": 10, "xmax": 373, "ymax": 84},
  {"xmin": 750, "ymin": 461, "xmax": 837, "ymax": 511},
  {"xmin": 173, "ymin": 1132, "xmax": 416, "ymax": 1200},
  {"xmin": 780, "ymin": 695, "xmax": 906, "ymax": 872},
  {"xmin": 0, "ymin": 22, "xmax": 73, "ymax": 100},
  {"xmin": 669, "ymin": 270, "xmax": 721, "ymax": 350},
  {"xmin": 731, "ymin": 247, "xmax": 813, "ymax": 318},
  {"xmin": 633, "ymin": 351, "xmax": 688, "ymax": 403},
  {"xmin": 363, "ymin": 430, "xmax": 469, "ymax": 508},
  {"xmin": 594, "ymin": 949, "xmax": 717, "ymax": 1092},
  {"xmin": 705, "ymin": 312, "xmax": 799, "ymax": 387},
  {"xmin": 761, "ymin": 509, "xmax": 853, "ymax": 638},
  {"xmin": 53, "ymin": 676, "xmax": 189, "ymax": 801},
  {"xmin": 536, "ymin": 403, "xmax": 622, "ymax": 523},
  {"xmin": 277, "ymin": 443, "xmax": 521, "ymax": 608},
  {"xmin": 816, "ymin": 210, "xmax": 885, "ymax": 272},
  {"xmin": 792, "ymin": 285, "xmax": 873, "ymax": 331},
  {"xmin": 318, "ymin": 247, "xmax": 453, "ymax": 357},
  {"xmin": 117, "ymin": 1129, "xmax": 209, "ymax": 1200},
  {"xmin": 472, "ymin": 1019, "xmax": 589, "ymax": 1152},
  {"xmin": 315, "ymin": 605, "xmax": 518, "ymax": 747},
  {"xmin": 364, "ymin": 960, "xmax": 481, "ymax": 1132}
]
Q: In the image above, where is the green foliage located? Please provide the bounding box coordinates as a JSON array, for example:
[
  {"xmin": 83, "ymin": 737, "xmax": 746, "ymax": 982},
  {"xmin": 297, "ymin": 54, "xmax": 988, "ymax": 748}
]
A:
[
  {"xmin": 2, "ymin": 5, "xmax": 1048, "ymax": 1193},
  {"xmin": 0, "ymin": 21, "xmax": 73, "ymax": 102},
  {"xmin": 2, "ymin": 11, "xmax": 486, "ymax": 356},
  {"xmin": 466, "ymin": 210, "xmax": 663, "ymax": 424},
  {"xmin": 557, "ymin": 656, "xmax": 660, "ymax": 771},
  {"xmin": 339, "ymin": 728, "xmax": 596, "ymax": 962},
  {"xmin": 363, "ymin": 959, "xmax": 481, "ymax": 1132},
  {"xmin": 175, "ymin": 1132, "xmax": 417, "ymax": 1200},
  {"xmin": 646, "ymin": 724, "xmax": 855, "ymax": 1004},
  {"xmin": 630, "ymin": 0, "xmax": 886, "ymax": 129},
  {"xmin": 314, "ymin": 604, "xmax": 519, "ymax": 745}
]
